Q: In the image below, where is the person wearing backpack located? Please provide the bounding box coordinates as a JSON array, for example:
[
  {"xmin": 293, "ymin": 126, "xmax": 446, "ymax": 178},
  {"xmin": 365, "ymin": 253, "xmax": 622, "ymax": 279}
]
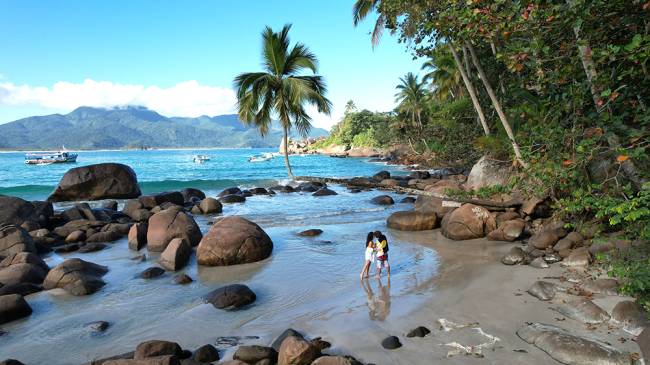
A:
[{"xmin": 373, "ymin": 231, "xmax": 390, "ymax": 277}]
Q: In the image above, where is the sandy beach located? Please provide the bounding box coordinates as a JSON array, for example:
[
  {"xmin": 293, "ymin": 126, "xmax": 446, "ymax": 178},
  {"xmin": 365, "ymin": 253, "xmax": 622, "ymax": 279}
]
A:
[{"xmin": 286, "ymin": 230, "xmax": 643, "ymax": 365}]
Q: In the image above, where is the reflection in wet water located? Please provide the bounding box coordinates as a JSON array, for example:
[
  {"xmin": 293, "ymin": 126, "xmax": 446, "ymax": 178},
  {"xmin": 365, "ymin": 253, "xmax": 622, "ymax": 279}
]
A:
[{"xmin": 361, "ymin": 277, "xmax": 391, "ymax": 321}]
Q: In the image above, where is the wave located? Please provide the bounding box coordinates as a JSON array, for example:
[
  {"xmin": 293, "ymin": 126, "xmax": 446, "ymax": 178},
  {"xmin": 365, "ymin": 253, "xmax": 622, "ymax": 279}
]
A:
[{"xmin": 0, "ymin": 178, "xmax": 282, "ymax": 201}]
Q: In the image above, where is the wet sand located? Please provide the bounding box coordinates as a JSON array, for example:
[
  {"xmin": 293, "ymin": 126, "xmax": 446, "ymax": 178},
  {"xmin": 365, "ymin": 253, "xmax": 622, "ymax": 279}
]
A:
[{"xmin": 284, "ymin": 230, "xmax": 643, "ymax": 365}]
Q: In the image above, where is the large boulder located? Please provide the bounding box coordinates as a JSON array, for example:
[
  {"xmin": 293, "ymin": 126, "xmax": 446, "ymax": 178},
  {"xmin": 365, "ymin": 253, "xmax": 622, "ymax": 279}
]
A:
[
  {"xmin": 104, "ymin": 357, "xmax": 179, "ymax": 365},
  {"xmin": 441, "ymin": 204, "xmax": 496, "ymax": 240},
  {"xmin": 277, "ymin": 336, "xmax": 319, "ymax": 365},
  {"xmin": 464, "ymin": 156, "xmax": 510, "ymax": 191},
  {"xmin": 128, "ymin": 223, "xmax": 148, "ymax": 251},
  {"xmin": 414, "ymin": 195, "xmax": 458, "ymax": 219},
  {"xmin": 0, "ymin": 263, "xmax": 48, "ymax": 286},
  {"xmin": 517, "ymin": 323, "xmax": 630, "ymax": 365},
  {"xmin": 197, "ymin": 217, "xmax": 272, "ymax": 266},
  {"xmin": 554, "ymin": 297, "xmax": 610, "ymax": 324},
  {"xmin": 387, "ymin": 211, "xmax": 437, "ymax": 231},
  {"xmin": 181, "ymin": 188, "xmax": 206, "ymax": 203},
  {"xmin": 199, "ymin": 198, "xmax": 222, "ymax": 214},
  {"xmin": 233, "ymin": 345, "xmax": 277, "ymax": 364},
  {"xmin": 147, "ymin": 210, "xmax": 202, "ymax": 252},
  {"xmin": 487, "ymin": 219, "xmax": 525, "ymax": 242},
  {"xmin": 48, "ymin": 163, "xmax": 141, "ymax": 202},
  {"xmin": 370, "ymin": 195, "xmax": 394, "ymax": 205},
  {"xmin": 43, "ymin": 258, "xmax": 108, "ymax": 296},
  {"xmin": 159, "ymin": 238, "xmax": 191, "ymax": 271},
  {"xmin": 134, "ymin": 340, "xmax": 183, "ymax": 360},
  {"xmin": 204, "ymin": 284, "xmax": 256, "ymax": 309},
  {"xmin": 0, "ymin": 294, "xmax": 32, "ymax": 324},
  {"xmin": 0, "ymin": 225, "xmax": 35, "ymax": 257},
  {"xmin": 610, "ymin": 300, "xmax": 649, "ymax": 336},
  {"xmin": 0, "ymin": 196, "xmax": 52, "ymax": 227},
  {"xmin": 139, "ymin": 192, "xmax": 184, "ymax": 209}
]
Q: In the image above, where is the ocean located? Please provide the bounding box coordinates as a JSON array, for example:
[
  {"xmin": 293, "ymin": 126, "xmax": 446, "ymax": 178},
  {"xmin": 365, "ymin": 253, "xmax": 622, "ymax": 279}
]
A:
[
  {"xmin": 0, "ymin": 149, "xmax": 439, "ymax": 364},
  {"xmin": 0, "ymin": 148, "xmax": 403, "ymax": 201}
]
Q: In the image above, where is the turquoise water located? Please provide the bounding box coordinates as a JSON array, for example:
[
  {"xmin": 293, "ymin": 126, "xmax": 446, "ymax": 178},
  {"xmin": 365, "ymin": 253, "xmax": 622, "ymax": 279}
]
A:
[
  {"xmin": 0, "ymin": 149, "xmax": 402, "ymax": 201},
  {"xmin": 0, "ymin": 149, "xmax": 441, "ymax": 364}
]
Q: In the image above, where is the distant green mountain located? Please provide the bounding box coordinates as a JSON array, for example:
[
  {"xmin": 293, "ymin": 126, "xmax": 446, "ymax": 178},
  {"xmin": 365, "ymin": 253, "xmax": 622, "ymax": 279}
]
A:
[{"xmin": 0, "ymin": 106, "xmax": 329, "ymax": 150}]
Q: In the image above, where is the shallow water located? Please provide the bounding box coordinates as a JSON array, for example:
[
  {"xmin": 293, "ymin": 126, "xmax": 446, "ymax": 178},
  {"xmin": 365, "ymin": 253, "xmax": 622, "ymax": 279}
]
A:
[{"xmin": 0, "ymin": 152, "xmax": 439, "ymax": 364}]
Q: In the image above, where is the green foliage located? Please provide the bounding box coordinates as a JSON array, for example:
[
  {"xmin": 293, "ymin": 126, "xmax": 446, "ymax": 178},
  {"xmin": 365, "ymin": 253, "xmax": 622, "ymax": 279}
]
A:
[
  {"xmin": 445, "ymin": 184, "xmax": 511, "ymax": 200},
  {"xmin": 608, "ymin": 247, "xmax": 650, "ymax": 313},
  {"xmin": 352, "ymin": 0, "xmax": 650, "ymax": 305}
]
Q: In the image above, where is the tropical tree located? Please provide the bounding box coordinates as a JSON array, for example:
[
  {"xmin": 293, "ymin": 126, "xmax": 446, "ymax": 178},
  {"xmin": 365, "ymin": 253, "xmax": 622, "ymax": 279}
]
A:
[
  {"xmin": 352, "ymin": 0, "xmax": 383, "ymax": 47},
  {"xmin": 234, "ymin": 24, "xmax": 332, "ymax": 177},
  {"xmin": 421, "ymin": 47, "xmax": 463, "ymax": 101},
  {"xmin": 394, "ymin": 72, "xmax": 427, "ymax": 129}
]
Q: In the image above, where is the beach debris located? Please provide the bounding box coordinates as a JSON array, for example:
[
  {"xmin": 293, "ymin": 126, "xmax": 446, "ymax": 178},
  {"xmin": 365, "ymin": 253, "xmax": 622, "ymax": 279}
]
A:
[{"xmin": 437, "ymin": 319, "xmax": 500, "ymax": 358}]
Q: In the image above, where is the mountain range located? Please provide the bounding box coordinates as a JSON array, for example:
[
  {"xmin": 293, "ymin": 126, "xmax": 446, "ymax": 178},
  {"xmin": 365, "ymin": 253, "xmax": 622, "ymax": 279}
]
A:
[{"xmin": 0, "ymin": 106, "xmax": 329, "ymax": 150}]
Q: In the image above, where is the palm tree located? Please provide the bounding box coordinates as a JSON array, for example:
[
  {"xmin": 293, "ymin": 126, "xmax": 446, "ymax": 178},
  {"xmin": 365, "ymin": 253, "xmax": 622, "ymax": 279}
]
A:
[
  {"xmin": 234, "ymin": 24, "xmax": 332, "ymax": 177},
  {"xmin": 395, "ymin": 72, "xmax": 427, "ymax": 129},
  {"xmin": 352, "ymin": 0, "xmax": 384, "ymax": 47},
  {"xmin": 421, "ymin": 47, "xmax": 464, "ymax": 101}
]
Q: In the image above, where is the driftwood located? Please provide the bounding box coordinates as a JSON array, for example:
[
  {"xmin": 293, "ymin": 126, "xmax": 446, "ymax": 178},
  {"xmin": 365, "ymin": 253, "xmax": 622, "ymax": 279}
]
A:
[{"xmin": 295, "ymin": 175, "xmax": 522, "ymax": 211}]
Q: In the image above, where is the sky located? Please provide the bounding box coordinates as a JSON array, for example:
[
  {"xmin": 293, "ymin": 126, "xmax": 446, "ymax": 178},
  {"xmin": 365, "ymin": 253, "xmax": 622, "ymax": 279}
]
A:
[{"xmin": 0, "ymin": 1, "xmax": 424, "ymax": 129}]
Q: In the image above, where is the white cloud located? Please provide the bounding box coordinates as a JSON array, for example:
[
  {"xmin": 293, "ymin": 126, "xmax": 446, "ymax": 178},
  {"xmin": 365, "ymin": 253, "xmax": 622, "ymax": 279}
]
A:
[{"xmin": 0, "ymin": 79, "xmax": 237, "ymax": 117}]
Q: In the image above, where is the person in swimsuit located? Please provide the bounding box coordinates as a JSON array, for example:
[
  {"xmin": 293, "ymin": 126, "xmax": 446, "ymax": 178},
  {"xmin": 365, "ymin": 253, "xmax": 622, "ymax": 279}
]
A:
[{"xmin": 360, "ymin": 232, "xmax": 375, "ymax": 279}]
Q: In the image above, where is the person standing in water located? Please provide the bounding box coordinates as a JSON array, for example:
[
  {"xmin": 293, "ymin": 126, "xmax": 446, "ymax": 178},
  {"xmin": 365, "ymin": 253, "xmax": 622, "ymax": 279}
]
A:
[
  {"xmin": 374, "ymin": 231, "xmax": 390, "ymax": 277},
  {"xmin": 360, "ymin": 232, "xmax": 375, "ymax": 279}
]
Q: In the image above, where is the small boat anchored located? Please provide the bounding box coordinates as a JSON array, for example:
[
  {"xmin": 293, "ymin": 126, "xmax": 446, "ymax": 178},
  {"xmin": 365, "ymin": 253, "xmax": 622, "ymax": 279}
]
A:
[
  {"xmin": 193, "ymin": 155, "xmax": 211, "ymax": 163},
  {"xmin": 24, "ymin": 148, "xmax": 78, "ymax": 165},
  {"xmin": 248, "ymin": 152, "xmax": 274, "ymax": 162}
]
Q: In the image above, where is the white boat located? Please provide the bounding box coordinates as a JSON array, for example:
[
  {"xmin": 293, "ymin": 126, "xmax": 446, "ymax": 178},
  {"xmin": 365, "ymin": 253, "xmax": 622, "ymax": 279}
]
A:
[
  {"xmin": 248, "ymin": 152, "xmax": 274, "ymax": 162},
  {"xmin": 193, "ymin": 155, "xmax": 210, "ymax": 163},
  {"xmin": 24, "ymin": 148, "xmax": 78, "ymax": 165}
]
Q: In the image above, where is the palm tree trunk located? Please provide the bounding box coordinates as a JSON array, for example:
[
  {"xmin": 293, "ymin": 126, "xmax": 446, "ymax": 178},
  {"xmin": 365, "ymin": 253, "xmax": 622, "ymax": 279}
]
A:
[
  {"xmin": 282, "ymin": 126, "xmax": 294, "ymax": 178},
  {"xmin": 448, "ymin": 43, "xmax": 490, "ymax": 136},
  {"xmin": 466, "ymin": 42, "xmax": 528, "ymax": 168},
  {"xmin": 566, "ymin": 0, "xmax": 602, "ymax": 112}
]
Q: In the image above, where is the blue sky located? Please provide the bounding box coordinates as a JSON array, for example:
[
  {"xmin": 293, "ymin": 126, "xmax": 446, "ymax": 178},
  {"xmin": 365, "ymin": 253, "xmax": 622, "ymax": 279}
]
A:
[{"xmin": 0, "ymin": 1, "xmax": 423, "ymax": 129}]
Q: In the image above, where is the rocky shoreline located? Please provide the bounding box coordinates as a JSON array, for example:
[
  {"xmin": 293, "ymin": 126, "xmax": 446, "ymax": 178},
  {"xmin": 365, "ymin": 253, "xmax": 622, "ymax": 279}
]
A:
[{"xmin": 0, "ymin": 160, "xmax": 648, "ymax": 364}]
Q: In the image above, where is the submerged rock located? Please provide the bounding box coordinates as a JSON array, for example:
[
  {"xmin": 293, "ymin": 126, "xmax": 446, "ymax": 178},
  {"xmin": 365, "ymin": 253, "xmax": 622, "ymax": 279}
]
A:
[
  {"xmin": 298, "ymin": 229, "xmax": 323, "ymax": 237},
  {"xmin": 204, "ymin": 284, "xmax": 256, "ymax": 309},
  {"xmin": 43, "ymin": 258, "xmax": 108, "ymax": 296},
  {"xmin": 370, "ymin": 195, "xmax": 394, "ymax": 205},
  {"xmin": 312, "ymin": 188, "xmax": 338, "ymax": 196},
  {"xmin": 517, "ymin": 322, "xmax": 630, "ymax": 365},
  {"xmin": 172, "ymin": 274, "xmax": 193, "ymax": 285},
  {"xmin": 140, "ymin": 267, "xmax": 165, "ymax": 279},
  {"xmin": 197, "ymin": 216, "xmax": 272, "ymax": 266},
  {"xmin": 48, "ymin": 163, "xmax": 141, "ymax": 202},
  {"xmin": 220, "ymin": 194, "xmax": 246, "ymax": 204},
  {"xmin": 0, "ymin": 294, "xmax": 32, "ymax": 324}
]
